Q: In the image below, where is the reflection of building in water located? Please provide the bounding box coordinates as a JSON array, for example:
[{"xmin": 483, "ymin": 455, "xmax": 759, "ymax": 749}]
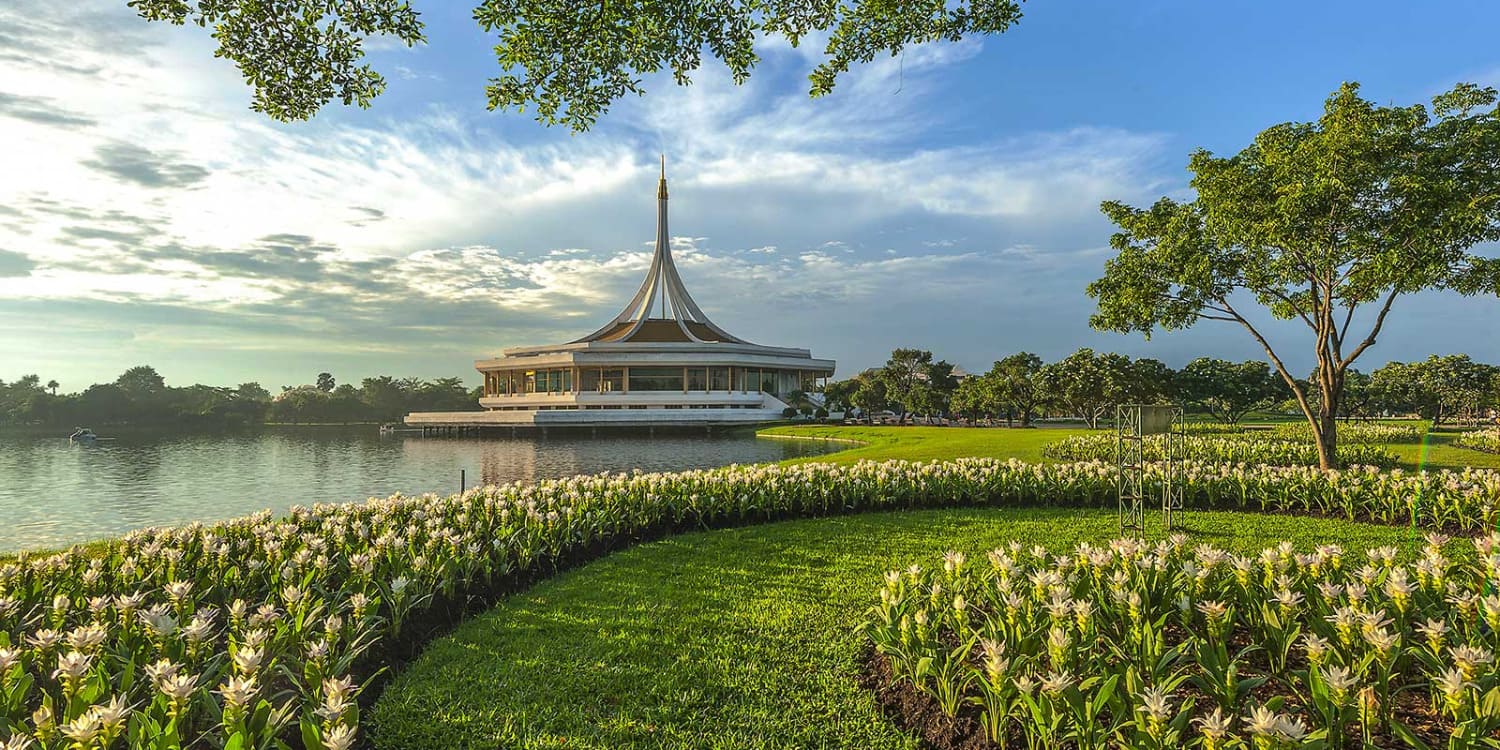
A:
[{"xmin": 407, "ymin": 160, "xmax": 836, "ymax": 430}]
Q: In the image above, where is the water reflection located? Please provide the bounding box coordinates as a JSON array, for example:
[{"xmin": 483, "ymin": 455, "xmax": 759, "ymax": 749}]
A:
[{"xmin": 0, "ymin": 427, "xmax": 841, "ymax": 553}]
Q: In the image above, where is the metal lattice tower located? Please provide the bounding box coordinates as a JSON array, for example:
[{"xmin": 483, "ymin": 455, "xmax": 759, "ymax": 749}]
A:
[{"xmin": 1116, "ymin": 404, "xmax": 1186, "ymax": 534}]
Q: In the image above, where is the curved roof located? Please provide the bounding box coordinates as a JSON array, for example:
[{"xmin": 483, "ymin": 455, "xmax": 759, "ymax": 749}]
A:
[{"xmin": 571, "ymin": 159, "xmax": 751, "ymax": 345}]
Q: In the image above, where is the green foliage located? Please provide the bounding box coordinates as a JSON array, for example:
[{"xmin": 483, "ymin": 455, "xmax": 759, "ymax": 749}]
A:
[
  {"xmin": 128, "ymin": 0, "xmax": 426, "ymax": 121},
  {"xmin": 1177, "ymin": 358, "xmax": 1285, "ymax": 424},
  {"xmin": 990, "ymin": 351, "xmax": 1047, "ymax": 427},
  {"xmin": 869, "ymin": 533, "xmax": 1499, "ymax": 748},
  {"xmin": 1090, "ymin": 82, "xmax": 1500, "ymax": 468},
  {"xmin": 0, "ymin": 367, "xmax": 476, "ymax": 428},
  {"xmin": 374, "ymin": 508, "xmax": 1426, "ymax": 750},
  {"xmin": 128, "ymin": 0, "xmax": 1022, "ymax": 130},
  {"xmin": 1042, "ymin": 433, "xmax": 1400, "ymax": 469},
  {"xmin": 1455, "ymin": 428, "xmax": 1500, "ymax": 455},
  {"xmin": 1036, "ymin": 348, "xmax": 1166, "ymax": 429},
  {"xmin": 1372, "ymin": 355, "xmax": 1500, "ymax": 426}
]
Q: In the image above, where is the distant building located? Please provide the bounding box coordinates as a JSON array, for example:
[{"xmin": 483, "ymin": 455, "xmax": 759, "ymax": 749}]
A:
[{"xmin": 406, "ymin": 161, "xmax": 836, "ymax": 430}]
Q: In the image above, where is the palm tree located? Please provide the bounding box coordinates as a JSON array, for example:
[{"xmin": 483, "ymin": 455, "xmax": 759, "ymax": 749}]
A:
[{"xmin": 46, "ymin": 379, "xmax": 58, "ymax": 396}]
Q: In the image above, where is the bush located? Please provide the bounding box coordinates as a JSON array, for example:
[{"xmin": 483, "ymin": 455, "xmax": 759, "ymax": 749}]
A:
[{"xmin": 781, "ymin": 407, "xmax": 799, "ymax": 418}]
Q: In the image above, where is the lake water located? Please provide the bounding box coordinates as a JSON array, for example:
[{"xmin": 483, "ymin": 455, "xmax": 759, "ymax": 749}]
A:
[{"xmin": 0, "ymin": 427, "xmax": 845, "ymax": 553}]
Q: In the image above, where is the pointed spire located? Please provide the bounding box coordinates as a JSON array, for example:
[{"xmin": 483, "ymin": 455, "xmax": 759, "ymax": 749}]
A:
[{"xmin": 569, "ymin": 160, "xmax": 749, "ymax": 345}]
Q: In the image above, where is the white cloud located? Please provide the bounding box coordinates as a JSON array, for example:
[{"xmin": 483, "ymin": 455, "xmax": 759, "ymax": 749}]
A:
[{"xmin": 0, "ymin": 0, "xmax": 1190, "ymax": 386}]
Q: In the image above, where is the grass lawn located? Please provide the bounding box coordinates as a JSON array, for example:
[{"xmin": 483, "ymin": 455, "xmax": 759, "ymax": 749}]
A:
[
  {"xmin": 369, "ymin": 507, "xmax": 1429, "ymax": 750},
  {"xmin": 760, "ymin": 423, "xmax": 1500, "ymax": 472},
  {"xmin": 758, "ymin": 424, "xmax": 1089, "ymax": 464}
]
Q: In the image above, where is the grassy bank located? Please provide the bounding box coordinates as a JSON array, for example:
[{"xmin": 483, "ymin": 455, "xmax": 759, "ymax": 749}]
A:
[
  {"xmin": 759, "ymin": 424, "xmax": 1089, "ymax": 464},
  {"xmin": 761, "ymin": 423, "xmax": 1500, "ymax": 472},
  {"xmin": 369, "ymin": 507, "xmax": 1429, "ymax": 750}
]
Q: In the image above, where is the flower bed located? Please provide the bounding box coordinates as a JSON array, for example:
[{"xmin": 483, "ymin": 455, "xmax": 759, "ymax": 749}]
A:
[
  {"xmin": 1267, "ymin": 422, "xmax": 1426, "ymax": 445},
  {"xmin": 0, "ymin": 458, "xmax": 1497, "ymax": 749},
  {"xmin": 1455, "ymin": 429, "xmax": 1500, "ymax": 455},
  {"xmin": 1041, "ymin": 434, "xmax": 1399, "ymax": 469},
  {"xmin": 864, "ymin": 534, "xmax": 1500, "ymax": 748}
]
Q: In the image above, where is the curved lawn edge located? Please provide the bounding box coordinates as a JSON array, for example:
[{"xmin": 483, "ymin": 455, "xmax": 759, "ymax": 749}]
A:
[{"xmin": 367, "ymin": 507, "xmax": 1437, "ymax": 750}]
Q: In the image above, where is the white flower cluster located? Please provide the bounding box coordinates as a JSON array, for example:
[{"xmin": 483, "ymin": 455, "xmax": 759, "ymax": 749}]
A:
[
  {"xmin": 0, "ymin": 457, "xmax": 1497, "ymax": 747},
  {"xmin": 868, "ymin": 533, "xmax": 1500, "ymax": 748}
]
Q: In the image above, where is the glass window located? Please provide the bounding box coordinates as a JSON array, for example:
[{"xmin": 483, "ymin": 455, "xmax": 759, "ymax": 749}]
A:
[
  {"xmin": 628, "ymin": 367, "xmax": 684, "ymax": 392},
  {"xmin": 524, "ymin": 371, "xmax": 537, "ymax": 393},
  {"xmin": 601, "ymin": 369, "xmax": 625, "ymax": 393},
  {"xmin": 745, "ymin": 369, "xmax": 761, "ymax": 393},
  {"xmin": 580, "ymin": 368, "xmax": 601, "ymax": 393},
  {"xmin": 709, "ymin": 367, "xmax": 730, "ymax": 391},
  {"xmin": 687, "ymin": 368, "xmax": 707, "ymax": 391}
]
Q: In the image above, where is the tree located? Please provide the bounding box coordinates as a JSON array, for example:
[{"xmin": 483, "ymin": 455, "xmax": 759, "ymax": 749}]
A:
[
  {"xmin": 46, "ymin": 379, "xmax": 58, "ymax": 396},
  {"xmin": 879, "ymin": 348, "xmax": 958, "ymax": 423},
  {"xmin": 850, "ymin": 371, "xmax": 889, "ymax": 418},
  {"xmin": 1036, "ymin": 348, "xmax": 1139, "ymax": 429},
  {"xmin": 949, "ymin": 375, "xmax": 999, "ymax": 426},
  {"xmin": 1176, "ymin": 358, "xmax": 1283, "ymax": 424},
  {"xmin": 128, "ymin": 0, "xmax": 1023, "ymax": 131},
  {"xmin": 316, "ymin": 372, "xmax": 337, "ymax": 393},
  {"xmin": 1089, "ymin": 82, "xmax": 1500, "ymax": 469},
  {"xmin": 235, "ymin": 382, "xmax": 272, "ymax": 402},
  {"xmin": 821, "ymin": 378, "xmax": 858, "ymax": 413},
  {"xmin": 1372, "ymin": 355, "xmax": 1498, "ymax": 426},
  {"xmin": 881, "ymin": 349, "xmax": 931, "ymax": 424},
  {"xmin": 988, "ymin": 352, "xmax": 1046, "ymax": 427},
  {"xmin": 115, "ymin": 365, "xmax": 166, "ymax": 396},
  {"xmin": 1129, "ymin": 358, "xmax": 1176, "ymax": 404}
]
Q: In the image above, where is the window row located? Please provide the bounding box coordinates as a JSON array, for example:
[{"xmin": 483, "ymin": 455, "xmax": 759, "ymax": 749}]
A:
[{"xmin": 484, "ymin": 367, "xmax": 822, "ymax": 396}]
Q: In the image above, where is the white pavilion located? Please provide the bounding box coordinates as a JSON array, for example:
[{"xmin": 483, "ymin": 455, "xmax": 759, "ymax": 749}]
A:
[{"xmin": 405, "ymin": 161, "xmax": 836, "ymax": 430}]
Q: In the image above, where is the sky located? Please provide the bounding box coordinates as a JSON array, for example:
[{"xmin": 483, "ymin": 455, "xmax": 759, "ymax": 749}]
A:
[{"xmin": 2, "ymin": 1, "xmax": 1499, "ymax": 392}]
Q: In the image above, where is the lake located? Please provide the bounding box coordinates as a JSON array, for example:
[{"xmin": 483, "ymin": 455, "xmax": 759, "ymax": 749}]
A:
[{"xmin": 0, "ymin": 427, "xmax": 845, "ymax": 553}]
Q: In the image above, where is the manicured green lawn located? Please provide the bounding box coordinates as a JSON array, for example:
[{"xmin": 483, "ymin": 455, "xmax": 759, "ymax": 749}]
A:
[
  {"xmin": 369, "ymin": 507, "xmax": 1427, "ymax": 750},
  {"xmin": 759, "ymin": 424, "xmax": 1089, "ymax": 464},
  {"xmin": 761, "ymin": 423, "xmax": 1500, "ymax": 472},
  {"xmin": 1387, "ymin": 428, "xmax": 1500, "ymax": 471}
]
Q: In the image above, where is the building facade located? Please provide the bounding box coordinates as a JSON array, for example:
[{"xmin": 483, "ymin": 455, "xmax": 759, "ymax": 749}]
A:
[{"xmin": 405, "ymin": 163, "xmax": 836, "ymax": 429}]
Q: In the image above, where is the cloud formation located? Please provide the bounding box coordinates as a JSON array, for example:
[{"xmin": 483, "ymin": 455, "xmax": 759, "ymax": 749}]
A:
[{"xmin": 4, "ymin": 0, "xmax": 1494, "ymax": 391}]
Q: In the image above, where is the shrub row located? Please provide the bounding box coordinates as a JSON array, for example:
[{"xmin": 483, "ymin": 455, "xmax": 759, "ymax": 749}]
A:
[{"xmin": 1, "ymin": 458, "xmax": 1498, "ymax": 749}]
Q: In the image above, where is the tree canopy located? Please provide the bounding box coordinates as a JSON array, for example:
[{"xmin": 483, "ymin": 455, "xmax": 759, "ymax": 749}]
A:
[
  {"xmin": 127, "ymin": 0, "xmax": 1023, "ymax": 130},
  {"xmin": 1176, "ymin": 357, "xmax": 1284, "ymax": 424},
  {"xmin": 1089, "ymin": 82, "xmax": 1500, "ymax": 468},
  {"xmin": 1372, "ymin": 355, "xmax": 1500, "ymax": 426}
]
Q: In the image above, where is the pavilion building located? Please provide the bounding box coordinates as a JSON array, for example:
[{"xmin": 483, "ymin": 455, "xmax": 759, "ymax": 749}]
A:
[{"xmin": 405, "ymin": 162, "xmax": 836, "ymax": 430}]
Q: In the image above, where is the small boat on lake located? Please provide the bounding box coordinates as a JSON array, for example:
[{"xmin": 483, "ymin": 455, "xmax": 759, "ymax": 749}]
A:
[{"xmin": 69, "ymin": 427, "xmax": 100, "ymax": 443}]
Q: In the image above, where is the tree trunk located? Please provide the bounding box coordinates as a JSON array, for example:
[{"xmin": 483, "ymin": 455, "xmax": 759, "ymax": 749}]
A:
[{"xmin": 1313, "ymin": 369, "xmax": 1343, "ymax": 471}]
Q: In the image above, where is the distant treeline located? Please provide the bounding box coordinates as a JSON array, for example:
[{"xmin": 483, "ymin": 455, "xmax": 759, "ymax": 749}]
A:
[
  {"xmin": 823, "ymin": 348, "xmax": 1500, "ymax": 428},
  {"xmin": 0, "ymin": 366, "xmax": 479, "ymax": 428}
]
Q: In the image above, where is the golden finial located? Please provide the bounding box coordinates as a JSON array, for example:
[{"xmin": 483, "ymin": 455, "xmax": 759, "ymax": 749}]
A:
[{"xmin": 657, "ymin": 154, "xmax": 668, "ymax": 199}]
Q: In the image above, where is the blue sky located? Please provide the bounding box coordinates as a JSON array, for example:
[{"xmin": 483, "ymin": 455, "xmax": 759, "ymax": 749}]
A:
[{"xmin": 1, "ymin": 1, "xmax": 1498, "ymax": 391}]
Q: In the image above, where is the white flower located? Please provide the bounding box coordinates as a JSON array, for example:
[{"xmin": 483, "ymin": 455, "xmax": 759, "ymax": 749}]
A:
[
  {"xmin": 322, "ymin": 723, "xmax": 357, "ymax": 750},
  {"xmin": 217, "ymin": 675, "xmax": 258, "ymax": 708}
]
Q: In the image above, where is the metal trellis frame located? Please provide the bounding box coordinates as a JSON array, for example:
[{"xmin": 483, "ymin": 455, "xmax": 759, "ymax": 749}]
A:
[{"xmin": 1116, "ymin": 404, "xmax": 1186, "ymax": 534}]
